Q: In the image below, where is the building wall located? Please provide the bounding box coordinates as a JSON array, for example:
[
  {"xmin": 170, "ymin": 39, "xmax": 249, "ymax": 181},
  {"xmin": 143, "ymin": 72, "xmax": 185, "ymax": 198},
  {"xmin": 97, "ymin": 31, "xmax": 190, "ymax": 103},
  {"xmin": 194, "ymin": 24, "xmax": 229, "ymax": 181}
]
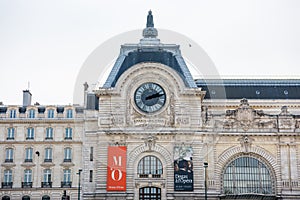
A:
[
  {"xmin": 81, "ymin": 62, "xmax": 300, "ymax": 200},
  {"xmin": 0, "ymin": 105, "xmax": 84, "ymax": 200}
]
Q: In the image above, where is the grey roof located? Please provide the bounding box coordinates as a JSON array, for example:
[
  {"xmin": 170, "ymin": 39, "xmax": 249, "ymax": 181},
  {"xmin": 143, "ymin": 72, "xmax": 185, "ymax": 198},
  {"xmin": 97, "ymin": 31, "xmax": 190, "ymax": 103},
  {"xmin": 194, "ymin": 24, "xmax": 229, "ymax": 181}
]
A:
[
  {"xmin": 196, "ymin": 79, "xmax": 300, "ymax": 99},
  {"xmin": 103, "ymin": 11, "xmax": 196, "ymax": 88}
]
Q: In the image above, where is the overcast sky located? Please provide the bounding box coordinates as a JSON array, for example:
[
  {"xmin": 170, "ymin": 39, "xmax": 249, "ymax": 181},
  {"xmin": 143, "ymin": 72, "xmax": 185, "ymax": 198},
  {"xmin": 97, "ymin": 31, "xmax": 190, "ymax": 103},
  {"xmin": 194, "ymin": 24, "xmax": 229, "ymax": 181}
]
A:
[{"xmin": 0, "ymin": 0, "xmax": 299, "ymax": 105}]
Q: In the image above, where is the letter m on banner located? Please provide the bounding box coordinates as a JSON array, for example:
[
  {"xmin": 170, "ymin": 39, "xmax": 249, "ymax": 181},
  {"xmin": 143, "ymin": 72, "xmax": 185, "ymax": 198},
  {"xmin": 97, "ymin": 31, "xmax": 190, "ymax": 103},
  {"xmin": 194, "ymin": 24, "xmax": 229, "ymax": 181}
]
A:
[{"xmin": 107, "ymin": 146, "xmax": 127, "ymax": 191}]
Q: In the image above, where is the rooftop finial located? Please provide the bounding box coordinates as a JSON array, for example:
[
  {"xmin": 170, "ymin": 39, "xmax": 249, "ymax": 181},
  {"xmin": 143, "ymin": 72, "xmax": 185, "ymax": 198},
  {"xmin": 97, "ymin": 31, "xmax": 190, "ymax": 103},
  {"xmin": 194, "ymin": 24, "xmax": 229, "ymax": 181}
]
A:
[
  {"xmin": 142, "ymin": 10, "xmax": 158, "ymax": 39},
  {"xmin": 146, "ymin": 10, "xmax": 154, "ymax": 28}
]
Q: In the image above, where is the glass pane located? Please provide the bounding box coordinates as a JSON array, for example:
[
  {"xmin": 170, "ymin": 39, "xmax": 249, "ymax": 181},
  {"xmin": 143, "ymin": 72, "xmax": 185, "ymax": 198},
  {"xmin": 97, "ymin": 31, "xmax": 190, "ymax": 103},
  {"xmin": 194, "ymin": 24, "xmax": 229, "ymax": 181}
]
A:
[{"xmin": 222, "ymin": 156, "xmax": 273, "ymax": 195}]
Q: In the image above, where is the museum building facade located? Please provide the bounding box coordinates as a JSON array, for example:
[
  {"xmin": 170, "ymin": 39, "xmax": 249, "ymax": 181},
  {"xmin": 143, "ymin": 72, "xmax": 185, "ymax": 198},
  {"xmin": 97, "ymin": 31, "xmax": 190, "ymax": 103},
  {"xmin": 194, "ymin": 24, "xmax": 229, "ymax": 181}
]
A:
[{"xmin": 1, "ymin": 11, "xmax": 300, "ymax": 200}]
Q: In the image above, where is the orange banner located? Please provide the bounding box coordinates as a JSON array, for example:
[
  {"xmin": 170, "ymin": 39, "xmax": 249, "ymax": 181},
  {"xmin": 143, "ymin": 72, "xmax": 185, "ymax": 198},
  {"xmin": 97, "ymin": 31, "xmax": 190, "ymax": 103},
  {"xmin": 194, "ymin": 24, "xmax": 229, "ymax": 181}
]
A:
[{"xmin": 107, "ymin": 146, "xmax": 127, "ymax": 191}]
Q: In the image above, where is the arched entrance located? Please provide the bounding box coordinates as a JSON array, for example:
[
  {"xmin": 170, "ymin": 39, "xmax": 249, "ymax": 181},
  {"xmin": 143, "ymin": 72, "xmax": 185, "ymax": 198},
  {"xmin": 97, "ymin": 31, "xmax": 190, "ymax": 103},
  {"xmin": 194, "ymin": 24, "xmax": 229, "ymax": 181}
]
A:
[
  {"xmin": 42, "ymin": 195, "xmax": 50, "ymax": 200},
  {"xmin": 2, "ymin": 196, "xmax": 10, "ymax": 200},
  {"xmin": 22, "ymin": 196, "xmax": 30, "ymax": 200},
  {"xmin": 139, "ymin": 187, "xmax": 161, "ymax": 200}
]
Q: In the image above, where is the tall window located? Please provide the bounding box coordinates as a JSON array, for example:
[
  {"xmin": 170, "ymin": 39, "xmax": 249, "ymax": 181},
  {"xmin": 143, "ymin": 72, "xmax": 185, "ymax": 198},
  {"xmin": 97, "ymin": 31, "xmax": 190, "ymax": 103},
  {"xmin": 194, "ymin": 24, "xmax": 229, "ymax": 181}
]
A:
[
  {"xmin": 44, "ymin": 148, "xmax": 52, "ymax": 162},
  {"xmin": 5, "ymin": 148, "xmax": 13, "ymax": 162},
  {"xmin": 65, "ymin": 128, "xmax": 72, "ymax": 139},
  {"xmin": 28, "ymin": 109, "xmax": 35, "ymax": 118},
  {"xmin": 63, "ymin": 169, "xmax": 71, "ymax": 183},
  {"xmin": 43, "ymin": 169, "xmax": 52, "ymax": 182},
  {"xmin": 26, "ymin": 128, "xmax": 34, "ymax": 140},
  {"xmin": 9, "ymin": 109, "xmax": 16, "ymax": 118},
  {"xmin": 7, "ymin": 127, "xmax": 15, "ymax": 140},
  {"xmin": 64, "ymin": 148, "xmax": 72, "ymax": 162},
  {"xmin": 4, "ymin": 169, "xmax": 12, "ymax": 183},
  {"xmin": 22, "ymin": 169, "xmax": 32, "ymax": 188},
  {"xmin": 24, "ymin": 169, "xmax": 32, "ymax": 182},
  {"xmin": 138, "ymin": 156, "xmax": 163, "ymax": 178},
  {"xmin": 223, "ymin": 156, "xmax": 274, "ymax": 195},
  {"xmin": 46, "ymin": 127, "xmax": 53, "ymax": 140},
  {"xmin": 47, "ymin": 109, "xmax": 54, "ymax": 118},
  {"xmin": 66, "ymin": 109, "xmax": 73, "ymax": 118},
  {"xmin": 25, "ymin": 148, "xmax": 33, "ymax": 162}
]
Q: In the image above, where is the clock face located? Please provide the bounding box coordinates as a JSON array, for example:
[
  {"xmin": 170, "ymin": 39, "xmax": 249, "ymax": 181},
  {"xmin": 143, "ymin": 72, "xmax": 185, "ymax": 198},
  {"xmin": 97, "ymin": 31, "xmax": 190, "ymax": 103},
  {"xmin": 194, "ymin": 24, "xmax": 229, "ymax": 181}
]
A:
[{"xmin": 134, "ymin": 82, "xmax": 166, "ymax": 113}]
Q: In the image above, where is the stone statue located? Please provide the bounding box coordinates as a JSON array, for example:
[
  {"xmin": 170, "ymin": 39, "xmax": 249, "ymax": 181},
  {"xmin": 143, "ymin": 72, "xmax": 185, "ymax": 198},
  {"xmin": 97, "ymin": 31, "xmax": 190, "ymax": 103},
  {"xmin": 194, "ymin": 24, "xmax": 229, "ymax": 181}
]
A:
[{"xmin": 147, "ymin": 10, "xmax": 154, "ymax": 27}]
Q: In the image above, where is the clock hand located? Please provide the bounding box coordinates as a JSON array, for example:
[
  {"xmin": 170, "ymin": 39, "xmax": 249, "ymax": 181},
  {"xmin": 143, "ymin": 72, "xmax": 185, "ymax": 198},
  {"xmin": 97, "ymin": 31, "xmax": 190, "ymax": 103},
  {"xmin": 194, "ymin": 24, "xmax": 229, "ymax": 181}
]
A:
[{"xmin": 145, "ymin": 92, "xmax": 164, "ymax": 100}]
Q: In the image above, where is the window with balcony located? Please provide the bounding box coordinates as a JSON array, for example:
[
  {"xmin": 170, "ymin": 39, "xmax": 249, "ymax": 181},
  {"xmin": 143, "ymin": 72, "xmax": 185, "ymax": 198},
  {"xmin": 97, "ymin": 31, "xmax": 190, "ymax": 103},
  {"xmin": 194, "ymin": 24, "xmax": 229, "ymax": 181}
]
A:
[
  {"xmin": 5, "ymin": 148, "xmax": 13, "ymax": 163},
  {"xmin": 66, "ymin": 109, "xmax": 73, "ymax": 118},
  {"xmin": 25, "ymin": 148, "xmax": 33, "ymax": 162},
  {"xmin": 28, "ymin": 109, "xmax": 35, "ymax": 118},
  {"xmin": 9, "ymin": 109, "xmax": 16, "ymax": 118},
  {"xmin": 42, "ymin": 169, "xmax": 52, "ymax": 188},
  {"xmin": 2, "ymin": 169, "xmax": 13, "ymax": 188},
  {"xmin": 47, "ymin": 109, "xmax": 54, "ymax": 118},
  {"xmin": 26, "ymin": 128, "xmax": 34, "ymax": 140},
  {"xmin": 138, "ymin": 156, "xmax": 163, "ymax": 178},
  {"xmin": 45, "ymin": 127, "xmax": 53, "ymax": 140},
  {"xmin": 22, "ymin": 169, "xmax": 32, "ymax": 188},
  {"xmin": 64, "ymin": 148, "xmax": 72, "ymax": 162},
  {"xmin": 7, "ymin": 128, "xmax": 15, "ymax": 140},
  {"xmin": 44, "ymin": 148, "xmax": 52, "ymax": 162},
  {"xmin": 65, "ymin": 128, "xmax": 72, "ymax": 140},
  {"xmin": 61, "ymin": 169, "xmax": 72, "ymax": 187}
]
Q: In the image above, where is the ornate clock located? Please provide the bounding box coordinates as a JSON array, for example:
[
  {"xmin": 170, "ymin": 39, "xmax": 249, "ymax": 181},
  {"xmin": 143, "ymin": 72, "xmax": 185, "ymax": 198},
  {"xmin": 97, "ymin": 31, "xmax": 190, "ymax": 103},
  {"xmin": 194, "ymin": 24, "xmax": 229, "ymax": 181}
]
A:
[{"xmin": 134, "ymin": 82, "xmax": 166, "ymax": 113}]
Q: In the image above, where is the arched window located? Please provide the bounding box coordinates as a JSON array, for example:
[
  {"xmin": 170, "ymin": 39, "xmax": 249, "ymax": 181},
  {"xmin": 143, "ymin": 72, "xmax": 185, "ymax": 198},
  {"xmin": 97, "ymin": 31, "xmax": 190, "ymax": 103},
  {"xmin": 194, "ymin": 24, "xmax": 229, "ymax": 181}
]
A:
[
  {"xmin": 139, "ymin": 187, "xmax": 161, "ymax": 200},
  {"xmin": 22, "ymin": 196, "xmax": 30, "ymax": 200},
  {"xmin": 2, "ymin": 196, "xmax": 10, "ymax": 200},
  {"xmin": 138, "ymin": 156, "xmax": 162, "ymax": 178},
  {"xmin": 42, "ymin": 195, "xmax": 50, "ymax": 200},
  {"xmin": 222, "ymin": 156, "xmax": 274, "ymax": 195}
]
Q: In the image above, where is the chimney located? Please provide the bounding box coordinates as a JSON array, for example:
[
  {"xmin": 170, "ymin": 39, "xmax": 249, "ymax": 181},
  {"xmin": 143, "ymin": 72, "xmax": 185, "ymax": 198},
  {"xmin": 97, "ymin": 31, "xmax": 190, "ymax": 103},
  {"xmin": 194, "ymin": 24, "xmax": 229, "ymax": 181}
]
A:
[{"xmin": 23, "ymin": 90, "xmax": 32, "ymax": 106}]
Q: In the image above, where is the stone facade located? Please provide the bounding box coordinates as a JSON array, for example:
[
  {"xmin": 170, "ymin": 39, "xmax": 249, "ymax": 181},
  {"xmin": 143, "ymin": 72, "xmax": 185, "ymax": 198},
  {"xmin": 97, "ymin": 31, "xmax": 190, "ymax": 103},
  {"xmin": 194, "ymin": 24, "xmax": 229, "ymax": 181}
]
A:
[{"xmin": 0, "ymin": 105, "xmax": 84, "ymax": 199}]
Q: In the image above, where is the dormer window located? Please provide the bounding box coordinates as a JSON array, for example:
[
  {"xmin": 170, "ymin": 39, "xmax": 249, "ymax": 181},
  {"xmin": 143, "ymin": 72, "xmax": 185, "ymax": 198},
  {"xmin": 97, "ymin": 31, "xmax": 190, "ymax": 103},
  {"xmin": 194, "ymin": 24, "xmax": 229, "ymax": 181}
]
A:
[
  {"xmin": 47, "ymin": 109, "xmax": 54, "ymax": 118},
  {"xmin": 28, "ymin": 109, "xmax": 35, "ymax": 118},
  {"xmin": 9, "ymin": 109, "xmax": 16, "ymax": 118},
  {"xmin": 66, "ymin": 109, "xmax": 73, "ymax": 118}
]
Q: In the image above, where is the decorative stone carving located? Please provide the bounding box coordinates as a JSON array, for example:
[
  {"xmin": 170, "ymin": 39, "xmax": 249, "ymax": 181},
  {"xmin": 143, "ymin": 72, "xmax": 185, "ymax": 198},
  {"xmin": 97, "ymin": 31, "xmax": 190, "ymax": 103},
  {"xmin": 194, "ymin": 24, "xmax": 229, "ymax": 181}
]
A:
[
  {"xmin": 142, "ymin": 135, "xmax": 158, "ymax": 151},
  {"xmin": 278, "ymin": 106, "xmax": 295, "ymax": 130},
  {"xmin": 238, "ymin": 136, "xmax": 253, "ymax": 153},
  {"xmin": 213, "ymin": 98, "xmax": 278, "ymax": 132}
]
